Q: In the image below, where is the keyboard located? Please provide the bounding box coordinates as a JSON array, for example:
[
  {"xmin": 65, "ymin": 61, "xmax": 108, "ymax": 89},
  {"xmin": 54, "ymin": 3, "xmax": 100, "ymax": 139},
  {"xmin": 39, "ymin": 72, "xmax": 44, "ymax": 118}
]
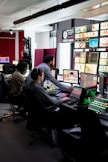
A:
[{"xmin": 66, "ymin": 97, "xmax": 78, "ymax": 105}]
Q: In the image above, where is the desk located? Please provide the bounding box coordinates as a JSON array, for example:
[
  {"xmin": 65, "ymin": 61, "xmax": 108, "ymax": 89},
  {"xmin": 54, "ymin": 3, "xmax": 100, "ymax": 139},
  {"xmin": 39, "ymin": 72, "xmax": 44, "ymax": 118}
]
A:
[
  {"xmin": 52, "ymin": 96, "xmax": 108, "ymax": 132},
  {"xmin": 61, "ymin": 101, "xmax": 108, "ymax": 133}
]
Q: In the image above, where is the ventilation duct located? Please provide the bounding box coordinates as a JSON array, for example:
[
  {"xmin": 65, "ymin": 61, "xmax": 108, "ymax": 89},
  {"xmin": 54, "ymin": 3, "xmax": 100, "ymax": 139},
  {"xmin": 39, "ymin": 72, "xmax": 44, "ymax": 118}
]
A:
[{"xmin": 13, "ymin": 0, "xmax": 88, "ymax": 25}]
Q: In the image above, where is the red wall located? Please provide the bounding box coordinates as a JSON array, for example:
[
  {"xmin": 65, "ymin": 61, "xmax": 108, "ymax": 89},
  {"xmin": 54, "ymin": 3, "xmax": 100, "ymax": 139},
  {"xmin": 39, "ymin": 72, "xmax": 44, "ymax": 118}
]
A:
[
  {"xmin": 34, "ymin": 48, "xmax": 57, "ymax": 67},
  {"xmin": 0, "ymin": 31, "xmax": 24, "ymax": 64},
  {"xmin": 19, "ymin": 31, "xmax": 24, "ymax": 60},
  {"xmin": 0, "ymin": 32, "xmax": 15, "ymax": 64}
]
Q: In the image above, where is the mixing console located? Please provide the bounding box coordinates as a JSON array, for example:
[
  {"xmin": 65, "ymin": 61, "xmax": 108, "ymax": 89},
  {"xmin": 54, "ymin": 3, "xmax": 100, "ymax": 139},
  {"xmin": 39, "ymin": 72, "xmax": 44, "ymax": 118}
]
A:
[{"xmin": 88, "ymin": 95, "xmax": 108, "ymax": 120}]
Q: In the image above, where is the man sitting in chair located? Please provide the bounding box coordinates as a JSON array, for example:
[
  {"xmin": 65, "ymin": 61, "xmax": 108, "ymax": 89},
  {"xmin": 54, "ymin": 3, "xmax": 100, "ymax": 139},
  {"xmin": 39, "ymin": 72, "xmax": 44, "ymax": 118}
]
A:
[
  {"xmin": 8, "ymin": 62, "xmax": 28, "ymax": 114},
  {"xmin": 26, "ymin": 68, "xmax": 75, "ymax": 130}
]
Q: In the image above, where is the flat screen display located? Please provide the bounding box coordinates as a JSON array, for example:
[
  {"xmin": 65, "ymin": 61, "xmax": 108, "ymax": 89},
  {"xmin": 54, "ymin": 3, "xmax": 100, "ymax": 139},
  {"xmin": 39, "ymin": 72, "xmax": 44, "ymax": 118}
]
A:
[
  {"xmin": 0, "ymin": 56, "xmax": 10, "ymax": 63},
  {"xmin": 70, "ymin": 86, "xmax": 82, "ymax": 99},
  {"xmin": 75, "ymin": 41, "xmax": 86, "ymax": 48},
  {"xmin": 57, "ymin": 74, "xmax": 63, "ymax": 82},
  {"xmin": 80, "ymin": 72, "xmax": 97, "ymax": 88},
  {"xmin": 86, "ymin": 52, "xmax": 99, "ymax": 64},
  {"xmin": 85, "ymin": 64, "xmax": 97, "ymax": 74},
  {"xmin": 0, "ymin": 64, "xmax": 4, "ymax": 72},
  {"xmin": 51, "ymin": 68, "xmax": 59, "ymax": 79},
  {"xmin": 63, "ymin": 69, "xmax": 79, "ymax": 84},
  {"xmin": 89, "ymin": 38, "xmax": 98, "ymax": 48},
  {"xmin": 99, "ymin": 37, "xmax": 108, "ymax": 47},
  {"xmin": 74, "ymin": 63, "xmax": 85, "ymax": 73}
]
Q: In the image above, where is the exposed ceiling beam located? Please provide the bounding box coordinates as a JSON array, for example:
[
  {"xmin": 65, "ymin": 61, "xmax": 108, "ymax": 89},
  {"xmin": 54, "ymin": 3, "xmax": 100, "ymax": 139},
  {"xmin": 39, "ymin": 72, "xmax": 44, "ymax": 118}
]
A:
[{"xmin": 13, "ymin": 0, "xmax": 89, "ymax": 25}]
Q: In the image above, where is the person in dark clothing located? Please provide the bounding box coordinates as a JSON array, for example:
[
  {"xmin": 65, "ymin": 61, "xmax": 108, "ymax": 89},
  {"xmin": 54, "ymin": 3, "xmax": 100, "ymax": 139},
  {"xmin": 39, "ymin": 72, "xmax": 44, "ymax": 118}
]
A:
[{"xmin": 26, "ymin": 68, "xmax": 75, "ymax": 130}]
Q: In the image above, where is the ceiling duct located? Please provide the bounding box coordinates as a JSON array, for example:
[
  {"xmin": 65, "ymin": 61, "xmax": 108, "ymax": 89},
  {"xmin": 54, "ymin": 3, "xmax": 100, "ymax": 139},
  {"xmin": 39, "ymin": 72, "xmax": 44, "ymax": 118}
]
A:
[{"xmin": 13, "ymin": 0, "xmax": 88, "ymax": 25}]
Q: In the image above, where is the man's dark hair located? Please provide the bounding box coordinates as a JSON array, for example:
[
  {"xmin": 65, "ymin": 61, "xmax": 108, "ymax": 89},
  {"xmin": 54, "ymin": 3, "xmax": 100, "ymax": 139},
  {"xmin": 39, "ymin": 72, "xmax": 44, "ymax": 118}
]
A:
[
  {"xmin": 16, "ymin": 62, "xmax": 27, "ymax": 71},
  {"xmin": 43, "ymin": 55, "xmax": 54, "ymax": 64}
]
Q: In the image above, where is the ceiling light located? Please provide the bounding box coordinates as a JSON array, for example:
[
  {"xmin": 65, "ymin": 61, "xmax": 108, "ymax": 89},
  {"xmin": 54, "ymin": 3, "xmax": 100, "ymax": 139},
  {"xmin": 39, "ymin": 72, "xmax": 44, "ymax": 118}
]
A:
[
  {"xmin": 9, "ymin": 29, "xmax": 13, "ymax": 35},
  {"xmin": 92, "ymin": 4, "xmax": 100, "ymax": 10},
  {"xmin": 101, "ymin": 1, "xmax": 108, "ymax": 6}
]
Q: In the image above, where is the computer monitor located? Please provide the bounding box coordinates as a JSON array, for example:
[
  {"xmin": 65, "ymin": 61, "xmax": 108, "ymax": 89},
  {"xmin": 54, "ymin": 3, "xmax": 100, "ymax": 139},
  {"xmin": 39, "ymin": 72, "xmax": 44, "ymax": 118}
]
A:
[
  {"xmin": 51, "ymin": 68, "xmax": 59, "ymax": 79},
  {"xmin": 63, "ymin": 69, "xmax": 79, "ymax": 84},
  {"xmin": 12, "ymin": 60, "xmax": 19, "ymax": 65},
  {"xmin": 0, "ymin": 64, "xmax": 4, "ymax": 72},
  {"xmin": 57, "ymin": 74, "xmax": 63, "ymax": 82},
  {"xmin": 0, "ymin": 56, "xmax": 10, "ymax": 64},
  {"xmin": 89, "ymin": 38, "xmax": 98, "ymax": 48},
  {"xmin": 3, "ymin": 64, "xmax": 16, "ymax": 74},
  {"xmin": 99, "ymin": 72, "xmax": 108, "ymax": 96},
  {"xmin": 80, "ymin": 72, "xmax": 97, "ymax": 89}
]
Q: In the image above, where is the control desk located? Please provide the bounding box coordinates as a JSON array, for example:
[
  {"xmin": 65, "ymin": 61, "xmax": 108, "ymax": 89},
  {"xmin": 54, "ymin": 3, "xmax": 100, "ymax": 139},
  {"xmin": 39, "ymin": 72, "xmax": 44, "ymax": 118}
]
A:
[{"xmin": 88, "ymin": 95, "xmax": 108, "ymax": 120}]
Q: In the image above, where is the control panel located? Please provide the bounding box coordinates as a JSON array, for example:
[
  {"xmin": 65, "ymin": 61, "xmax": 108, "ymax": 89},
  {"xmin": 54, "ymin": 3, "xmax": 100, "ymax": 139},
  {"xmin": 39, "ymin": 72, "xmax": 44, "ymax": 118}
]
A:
[{"xmin": 88, "ymin": 95, "xmax": 108, "ymax": 120}]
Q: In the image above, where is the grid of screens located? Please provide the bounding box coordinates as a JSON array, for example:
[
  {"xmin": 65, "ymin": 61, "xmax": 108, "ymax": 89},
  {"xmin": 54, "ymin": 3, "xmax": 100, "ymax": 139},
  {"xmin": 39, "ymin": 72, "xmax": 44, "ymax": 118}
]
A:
[
  {"xmin": 80, "ymin": 72, "xmax": 97, "ymax": 88},
  {"xmin": 63, "ymin": 69, "xmax": 79, "ymax": 84}
]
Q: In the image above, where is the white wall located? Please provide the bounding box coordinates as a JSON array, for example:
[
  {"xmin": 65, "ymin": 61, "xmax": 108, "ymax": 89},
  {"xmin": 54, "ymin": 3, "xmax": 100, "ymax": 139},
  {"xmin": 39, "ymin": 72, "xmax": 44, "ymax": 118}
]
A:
[
  {"xmin": 24, "ymin": 30, "xmax": 50, "ymax": 68},
  {"xmin": 35, "ymin": 32, "xmax": 50, "ymax": 49},
  {"xmin": 57, "ymin": 42, "xmax": 71, "ymax": 74}
]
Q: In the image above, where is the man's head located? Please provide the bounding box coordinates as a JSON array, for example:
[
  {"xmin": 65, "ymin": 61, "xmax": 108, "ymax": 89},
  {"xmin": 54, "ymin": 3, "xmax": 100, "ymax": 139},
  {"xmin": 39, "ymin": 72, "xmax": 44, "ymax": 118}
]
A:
[
  {"xmin": 16, "ymin": 62, "xmax": 28, "ymax": 74},
  {"xmin": 43, "ymin": 55, "xmax": 55, "ymax": 68},
  {"xmin": 31, "ymin": 68, "xmax": 44, "ymax": 83}
]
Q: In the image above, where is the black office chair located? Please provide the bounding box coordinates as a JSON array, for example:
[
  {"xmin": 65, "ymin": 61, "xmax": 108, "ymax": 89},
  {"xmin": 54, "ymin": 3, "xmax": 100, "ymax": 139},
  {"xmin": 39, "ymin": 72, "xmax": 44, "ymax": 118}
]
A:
[
  {"xmin": 0, "ymin": 73, "xmax": 9, "ymax": 102},
  {"xmin": 24, "ymin": 88, "xmax": 58, "ymax": 146},
  {"xmin": 58, "ymin": 108, "xmax": 108, "ymax": 162}
]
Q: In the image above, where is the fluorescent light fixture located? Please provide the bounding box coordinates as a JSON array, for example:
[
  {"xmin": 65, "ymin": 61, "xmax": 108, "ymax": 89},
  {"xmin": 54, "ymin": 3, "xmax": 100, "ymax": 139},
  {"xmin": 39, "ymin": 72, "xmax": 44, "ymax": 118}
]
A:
[
  {"xmin": 92, "ymin": 4, "xmax": 100, "ymax": 10},
  {"xmin": 96, "ymin": 48, "xmax": 106, "ymax": 51},
  {"xmin": 101, "ymin": 1, "xmax": 108, "ymax": 6},
  {"xmin": 85, "ymin": 48, "xmax": 89, "ymax": 51},
  {"xmin": 74, "ymin": 49, "xmax": 83, "ymax": 52}
]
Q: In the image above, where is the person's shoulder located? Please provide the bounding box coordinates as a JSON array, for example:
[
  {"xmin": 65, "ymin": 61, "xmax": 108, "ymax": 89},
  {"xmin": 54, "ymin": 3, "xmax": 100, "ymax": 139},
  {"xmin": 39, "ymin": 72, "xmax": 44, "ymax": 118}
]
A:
[{"xmin": 37, "ymin": 63, "xmax": 49, "ymax": 70}]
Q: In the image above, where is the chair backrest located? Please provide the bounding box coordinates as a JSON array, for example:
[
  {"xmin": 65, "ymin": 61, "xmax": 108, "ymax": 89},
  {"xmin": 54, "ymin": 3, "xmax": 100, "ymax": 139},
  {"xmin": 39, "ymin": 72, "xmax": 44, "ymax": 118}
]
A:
[
  {"xmin": 0, "ymin": 73, "xmax": 9, "ymax": 101},
  {"xmin": 24, "ymin": 88, "xmax": 48, "ymax": 130}
]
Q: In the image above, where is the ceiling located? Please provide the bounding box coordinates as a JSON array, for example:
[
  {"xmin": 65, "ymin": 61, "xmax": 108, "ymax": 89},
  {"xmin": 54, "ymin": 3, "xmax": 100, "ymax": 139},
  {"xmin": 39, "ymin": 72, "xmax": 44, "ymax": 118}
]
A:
[{"xmin": 0, "ymin": 0, "xmax": 108, "ymax": 32}]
